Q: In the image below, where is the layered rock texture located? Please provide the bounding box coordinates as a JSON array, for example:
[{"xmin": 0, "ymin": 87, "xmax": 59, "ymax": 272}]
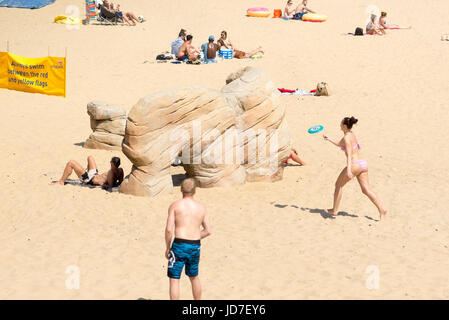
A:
[
  {"xmin": 119, "ymin": 67, "xmax": 291, "ymax": 197},
  {"xmin": 84, "ymin": 101, "xmax": 126, "ymax": 150}
]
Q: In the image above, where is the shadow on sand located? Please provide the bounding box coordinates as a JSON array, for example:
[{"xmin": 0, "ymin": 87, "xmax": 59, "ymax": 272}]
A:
[{"xmin": 273, "ymin": 203, "xmax": 360, "ymax": 220}]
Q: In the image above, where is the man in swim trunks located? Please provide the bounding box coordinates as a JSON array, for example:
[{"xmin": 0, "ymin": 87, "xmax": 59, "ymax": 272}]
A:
[
  {"xmin": 165, "ymin": 178, "xmax": 211, "ymax": 300},
  {"xmin": 292, "ymin": 0, "xmax": 315, "ymax": 20},
  {"xmin": 50, "ymin": 156, "xmax": 124, "ymax": 187},
  {"xmin": 177, "ymin": 35, "xmax": 201, "ymax": 62}
]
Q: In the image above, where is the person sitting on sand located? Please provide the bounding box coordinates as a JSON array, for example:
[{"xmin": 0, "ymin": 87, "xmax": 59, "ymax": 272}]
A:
[
  {"xmin": 217, "ymin": 30, "xmax": 264, "ymax": 59},
  {"xmin": 283, "ymin": 148, "xmax": 306, "ymax": 165},
  {"xmin": 171, "ymin": 29, "xmax": 187, "ymax": 57},
  {"xmin": 366, "ymin": 14, "xmax": 385, "ymax": 35},
  {"xmin": 292, "ymin": 0, "xmax": 315, "ymax": 20},
  {"xmin": 103, "ymin": 0, "xmax": 138, "ymax": 26},
  {"xmin": 323, "ymin": 117, "xmax": 387, "ymax": 220},
  {"xmin": 284, "ymin": 0, "xmax": 296, "ymax": 19},
  {"xmin": 113, "ymin": 3, "xmax": 141, "ymax": 25},
  {"xmin": 217, "ymin": 30, "xmax": 234, "ymax": 50},
  {"xmin": 379, "ymin": 11, "xmax": 410, "ymax": 30},
  {"xmin": 177, "ymin": 35, "xmax": 201, "ymax": 62},
  {"xmin": 205, "ymin": 35, "xmax": 220, "ymax": 63},
  {"xmin": 50, "ymin": 156, "xmax": 124, "ymax": 187}
]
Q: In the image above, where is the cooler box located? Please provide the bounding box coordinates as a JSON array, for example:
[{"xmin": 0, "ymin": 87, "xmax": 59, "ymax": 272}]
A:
[{"xmin": 219, "ymin": 49, "xmax": 233, "ymax": 59}]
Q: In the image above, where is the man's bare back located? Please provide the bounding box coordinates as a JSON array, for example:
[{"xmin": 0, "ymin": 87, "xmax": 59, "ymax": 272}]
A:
[
  {"xmin": 165, "ymin": 178, "xmax": 211, "ymax": 300},
  {"xmin": 171, "ymin": 197, "xmax": 207, "ymax": 240}
]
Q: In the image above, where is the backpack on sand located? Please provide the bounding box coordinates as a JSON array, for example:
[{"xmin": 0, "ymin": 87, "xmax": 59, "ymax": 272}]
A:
[{"xmin": 354, "ymin": 27, "xmax": 364, "ymax": 36}]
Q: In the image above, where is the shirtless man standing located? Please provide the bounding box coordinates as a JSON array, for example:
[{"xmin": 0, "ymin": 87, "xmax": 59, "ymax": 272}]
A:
[
  {"xmin": 165, "ymin": 178, "xmax": 212, "ymax": 300},
  {"xmin": 50, "ymin": 156, "xmax": 124, "ymax": 187},
  {"xmin": 177, "ymin": 35, "xmax": 201, "ymax": 62}
]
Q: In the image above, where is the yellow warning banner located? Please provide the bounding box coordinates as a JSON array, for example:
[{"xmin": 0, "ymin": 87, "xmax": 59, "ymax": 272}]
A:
[{"xmin": 0, "ymin": 52, "xmax": 66, "ymax": 97}]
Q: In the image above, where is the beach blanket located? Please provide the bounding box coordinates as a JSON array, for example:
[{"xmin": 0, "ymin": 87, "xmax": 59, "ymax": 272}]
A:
[
  {"xmin": 0, "ymin": 0, "xmax": 55, "ymax": 9},
  {"xmin": 54, "ymin": 15, "xmax": 82, "ymax": 25},
  {"xmin": 64, "ymin": 179, "xmax": 120, "ymax": 192},
  {"xmin": 278, "ymin": 88, "xmax": 315, "ymax": 96}
]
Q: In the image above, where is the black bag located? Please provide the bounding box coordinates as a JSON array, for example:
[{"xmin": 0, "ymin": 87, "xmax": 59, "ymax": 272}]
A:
[{"xmin": 354, "ymin": 27, "xmax": 364, "ymax": 36}]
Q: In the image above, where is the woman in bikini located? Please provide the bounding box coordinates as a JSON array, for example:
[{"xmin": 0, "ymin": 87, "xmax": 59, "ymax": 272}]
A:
[
  {"xmin": 323, "ymin": 117, "xmax": 387, "ymax": 220},
  {"xmin": 217, "ymin": 30, "xmax": 264, "ymax": 59}
]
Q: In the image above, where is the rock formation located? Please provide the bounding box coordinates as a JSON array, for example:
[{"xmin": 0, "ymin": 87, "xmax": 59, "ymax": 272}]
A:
[
  {"xmin": 119, "ymin": 67, "xmax": 291, "ymax": 197},
  {"xmin": 84, "ymin": 101, "xmax": 126, "ymax": 150}
]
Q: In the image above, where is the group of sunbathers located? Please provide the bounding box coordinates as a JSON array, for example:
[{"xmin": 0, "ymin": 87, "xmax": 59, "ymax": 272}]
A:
[
  {"xmin": 366, "ymin": 11, "xmax": 409, "ymax": 35},
  {"xmin": 96, "ymin": 0, "xmax": 143, "ymax": 26},
  {"xmin": 171, "ymin": 29, "xmax": 264, "ymax": 64}
]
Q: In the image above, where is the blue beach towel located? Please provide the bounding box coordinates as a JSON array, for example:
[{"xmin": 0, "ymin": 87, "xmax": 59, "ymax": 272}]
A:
[{"xmin": 0, "ymin": 0, "xmax": 55, "ymax": 9}]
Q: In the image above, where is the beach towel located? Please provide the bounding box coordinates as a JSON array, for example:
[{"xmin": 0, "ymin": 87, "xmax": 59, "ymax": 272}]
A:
[
  {"xmin": 54, "ymin": 15, "xmax": 82, "ymax": 25},
  {"xmin": 278, "ymin": 88, "xmax": 315, "ymax": 96},
  {"xmin": 0, "ymin": 0, "xmax": 54, "ymax": 9},
  {"xmin": 64, "ymin": 179, "xmax": 120, "ymax": 192}
]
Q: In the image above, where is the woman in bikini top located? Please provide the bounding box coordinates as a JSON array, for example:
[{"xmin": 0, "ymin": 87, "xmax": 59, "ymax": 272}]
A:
[{"xmin": 322, "ymin": 116, "xmax": 387, "ymax": 220}]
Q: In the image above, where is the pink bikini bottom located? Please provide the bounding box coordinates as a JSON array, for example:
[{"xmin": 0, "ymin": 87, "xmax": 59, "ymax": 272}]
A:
[{"xmin": 352, "ymin": 160, "xmax": 367, "ymax": 172}]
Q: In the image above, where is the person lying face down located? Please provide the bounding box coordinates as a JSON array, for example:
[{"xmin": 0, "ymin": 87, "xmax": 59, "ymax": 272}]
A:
[{"xmin": 50, "ymin": 156, "xmax": 124, "ymax": 187}]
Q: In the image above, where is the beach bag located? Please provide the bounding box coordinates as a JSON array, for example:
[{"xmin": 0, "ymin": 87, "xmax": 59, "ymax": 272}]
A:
[
  {"xmin": 354, "ymin": 27, "xmax": 364, "ymax": 36},
  {"xmin": 316, "ymin": 82, "xmax": 330, "ymax": 96}
]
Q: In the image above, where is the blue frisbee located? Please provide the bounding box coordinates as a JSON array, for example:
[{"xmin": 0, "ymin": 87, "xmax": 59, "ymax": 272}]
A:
[{"xmin": 308, "ymin": 125, "xmax": 324, "ymax": 134}]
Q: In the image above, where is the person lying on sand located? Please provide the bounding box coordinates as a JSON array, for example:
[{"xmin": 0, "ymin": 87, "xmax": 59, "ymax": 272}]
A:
[
  {"xmin": 165, "ymin": 178, "xmax": 211, "ymax": 300},
  {"xmin": 292, "ymin": 0, "xmax": 315, "ymax": 20},
  {"xmin": 284, "ymin": 0, "xmax": 296, "ymax": 19},
  {"xmin": 283, "ymin": 148, "xmax": 306, "ymax": 165},
  {"xmin": 50, "ymin": 156, "xmax": 124, "ymax": 187},
  {"xmin": 379, "ymin": 11, "xmax": 411, "ymax": 30},
  {"xmin": 323, "ymin": 117, "xmax": 387, "ymax": 220},
  {"xmin": 177, "ymin": 35, "xmax": 201, "ymax": 62},
  {"xmin": 217, "ymin": 30, "xmax": 264, "ymax": 59},
  {"xmin": 366, "ymin": 14, "xmax": 385, "ymax": 35}
]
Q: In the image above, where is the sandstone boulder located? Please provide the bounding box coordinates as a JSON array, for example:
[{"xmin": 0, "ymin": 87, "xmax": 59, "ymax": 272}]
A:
[
  {"xmin": 119, "ymin": 67, "xmax": 291, "ymax": 197},
  {"xmin": 84, "ymin": 101, "xmax": 126, "ymax": 150}
]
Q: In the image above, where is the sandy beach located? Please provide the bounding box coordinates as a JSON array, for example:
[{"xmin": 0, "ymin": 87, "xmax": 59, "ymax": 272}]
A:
[{"xmin": 0, "ymin": 0, "xmax": 449, "ymax": 299}]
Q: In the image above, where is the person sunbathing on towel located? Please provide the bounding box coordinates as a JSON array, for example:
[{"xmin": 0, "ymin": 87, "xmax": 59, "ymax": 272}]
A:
[
  {"xmin": 177, "ymin": 35, "xmax": 201, "ymax": 62},
  {"xmin": 283, "ymin": 148, "xmax": 306, "ymax": 166},
  {"xmin": 50, "ymin": 156, "xmax": 124, "ymax": 187}
]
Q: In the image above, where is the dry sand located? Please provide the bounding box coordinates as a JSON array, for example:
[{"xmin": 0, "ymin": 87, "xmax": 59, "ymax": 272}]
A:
[{"xmin": 0, "ymin": 0, "xmax": 449, "ymax": 299}]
